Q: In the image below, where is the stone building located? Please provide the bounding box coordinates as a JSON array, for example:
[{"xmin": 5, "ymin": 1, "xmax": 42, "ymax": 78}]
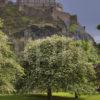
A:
[
  {"xmin": 17, "ymin": 0, "xmax": 56, "ymax": 7},
  {"xmin": 17, "ymin": 0, "xmax": 63, "ymax": 11}
]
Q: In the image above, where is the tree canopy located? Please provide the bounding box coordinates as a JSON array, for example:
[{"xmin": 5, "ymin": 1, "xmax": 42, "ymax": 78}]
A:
[
  {"xmin": 0, "ymin": 19, "xmax": 23, "ymax": 94},
  {"xmin": 21, "ymin": 35, "xmax": 98, "ymax": 99}
]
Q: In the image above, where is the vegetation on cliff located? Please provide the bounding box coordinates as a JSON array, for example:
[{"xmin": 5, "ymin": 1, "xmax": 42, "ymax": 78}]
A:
[
  {"xmin": 0, "ymin": 4, "xmax": 58, "ymax": 34},
  {"xmin": 0, "ymin": 4, "xmax": 93, "ymax": 42}
]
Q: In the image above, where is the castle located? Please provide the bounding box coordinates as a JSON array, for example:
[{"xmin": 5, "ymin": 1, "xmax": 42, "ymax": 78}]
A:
[
  {"xmin": 0, "ymin": 0, "xmax": 94, "ymax": 53},
  {"xmin": 0, "ymin": 0, "xmax": 77, "ymax": 27},
  {"xmin": 0, "ymin": 0, "xmax": 62, "ymax": 7},
  {"xmin": 0, "ymin": 0, "xmax": 63, "ymax": 11},
  {"xmin": 0, "ymin": 0, "xmax": 77, "ymax": 28},
  {"xmin": 17, "ymin": 0, "xmax": 63, "ymax": 11},
  {"xmin": 17, "ymin": 0, "xmax": 57, "ymax": 7}
]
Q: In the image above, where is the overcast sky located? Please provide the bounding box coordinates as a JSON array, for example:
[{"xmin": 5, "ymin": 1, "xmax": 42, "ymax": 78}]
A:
[{"xmin": 12, "ymin": 0, "xmax": 100, "ymax": 43}]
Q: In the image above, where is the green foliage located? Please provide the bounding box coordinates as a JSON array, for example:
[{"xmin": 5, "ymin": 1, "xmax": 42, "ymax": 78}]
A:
[
  {"xmin": 0, "ymin": 18, "xmax": 3, "ymax": 28},
  {"xmin": 0, "ymin": 5, "xmax": 57, "ymax": 34},
  {"xmin": 69, "ymin": 24, "xmax": 78, "ymax": 33},
  {"xmin": 76, "ymin": 41, "xmax": 99, "ymax": 64},
  {"xmin": 0, "ymin": 19, "xmax": 24, "ymax": 94},
  {"xmin": 96, "ymin": 43, "xmax": 100, "ymax": 58},
  {"xmin": 21, "ymin": 35, "xmax": 97, "ymax": 95},
  {"xmin": 97, "ymin": 25, "xmax": 100, "ymax": 30},
  {"xmin": 0, "ymin": 5, "xmax": 30, "ymax": 33}
]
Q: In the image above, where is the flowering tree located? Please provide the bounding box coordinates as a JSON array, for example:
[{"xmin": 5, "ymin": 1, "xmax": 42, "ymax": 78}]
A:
[{"xmin": 21, "ymin": 35, "xmax": 98, "ymax": 100}]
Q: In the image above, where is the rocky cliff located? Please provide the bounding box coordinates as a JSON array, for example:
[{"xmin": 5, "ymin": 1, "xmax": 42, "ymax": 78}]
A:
[{"xmin": 0, "ymin": 4, "xmax": 94, "ymax": 53}]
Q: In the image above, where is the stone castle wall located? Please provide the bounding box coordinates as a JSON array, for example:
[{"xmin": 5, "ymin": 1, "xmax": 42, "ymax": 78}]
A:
[{"xmin": 17, "ymin": 0, "xmax": 56, "ymax": 7}]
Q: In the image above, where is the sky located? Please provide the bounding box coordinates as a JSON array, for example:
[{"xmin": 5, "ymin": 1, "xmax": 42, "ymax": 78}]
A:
[{"xmin": 12, "ymin": 0, "xmax": 100, "ymax": 43}]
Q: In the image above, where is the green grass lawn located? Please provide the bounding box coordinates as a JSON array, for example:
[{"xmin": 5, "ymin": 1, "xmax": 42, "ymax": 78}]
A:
[
  {"xmin": 0, "ymin": 94, "xmax": 100, "ymax": 100},
  {"xmin": 85, "ymin": 95, "xmax": 100, "ymax": 100},
  {"xmin": 0, "ymin": 95, "xmax": 78, "ymax": 100}
]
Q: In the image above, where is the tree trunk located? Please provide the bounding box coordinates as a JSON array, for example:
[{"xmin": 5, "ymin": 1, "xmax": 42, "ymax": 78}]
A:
[
  {"xmin": 75, "ymin": 92, "xmax": 78, "ymax": 100},
  {"xmin": 47, "ymin": 87, "xmax": 52, "ymax": 100}
]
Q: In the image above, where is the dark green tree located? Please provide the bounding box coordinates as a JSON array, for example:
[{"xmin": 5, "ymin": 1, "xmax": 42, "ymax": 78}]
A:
[{"xmin": 97, "ymin": 25, "xmax": 100, "ymax": 30}]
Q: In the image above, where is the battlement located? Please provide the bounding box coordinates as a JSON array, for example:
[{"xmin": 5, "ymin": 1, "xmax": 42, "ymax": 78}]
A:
[
  {"xmin": 17, "ymin": 0, "xmax": 54, "ymax": 6},
  {"xmin": 17, "ymin": 0, "xmax": 63, "ymax": 9}
]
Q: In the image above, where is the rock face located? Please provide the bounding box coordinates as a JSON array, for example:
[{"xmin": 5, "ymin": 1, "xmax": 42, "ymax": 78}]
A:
[
  {"xmin": 12, "ymin": 24, "xmax": 94, "ymax": 54},
  {"xmin": 0, "ymin": 2, "xmax": 95, "ymax": 54}
]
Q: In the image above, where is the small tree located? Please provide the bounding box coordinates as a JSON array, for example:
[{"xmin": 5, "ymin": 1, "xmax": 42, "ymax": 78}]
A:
[
  {"xmin": 22, "ymin": 35, "xmax": 97, "ymax": 100},
  {"xmin": 97, "ymin": 25, "xmax": 100, "ymax": 30},
  {"xmin": 0, "ymin": 19, "xmax": 23, "ymax": 94}
]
